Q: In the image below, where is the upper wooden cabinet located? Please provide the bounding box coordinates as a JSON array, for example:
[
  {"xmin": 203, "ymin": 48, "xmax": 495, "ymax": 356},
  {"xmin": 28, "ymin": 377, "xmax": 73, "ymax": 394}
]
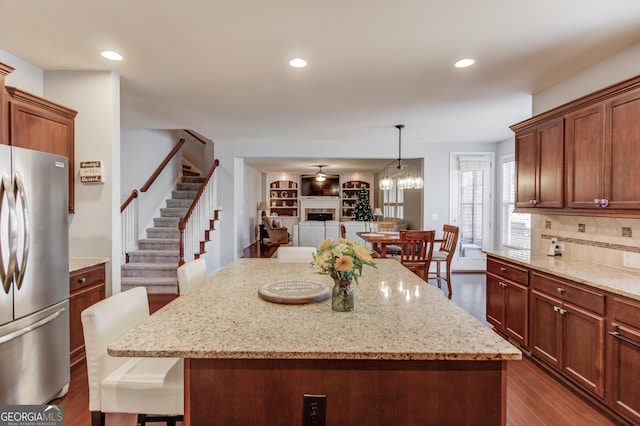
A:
[
  {"xmin": 566, "ymin": 89, "xmax": 640, "ymax": 210},
  {"xmin": 0, "ymin": 63, "xmax": 15, "ymax": 146},
  {"xmin": 512, "ymin": 74, "xmax": 640, "ymax": 216},
  {"xmin": 5, "ymin": 86, "xmax": 77, "ymax": 213},
  {"xmin": 515, "ymin": 118, "xmax": 564, "ymax": 209}
]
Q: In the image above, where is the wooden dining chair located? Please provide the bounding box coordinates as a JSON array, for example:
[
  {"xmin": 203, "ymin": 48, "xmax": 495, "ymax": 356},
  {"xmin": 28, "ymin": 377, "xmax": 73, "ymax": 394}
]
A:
[
  {"xmin": 370, "ymin": 221, "xmax": 400, "ymax": 257},
  {"xmin": 398, "ymin": 230, "xmax": 436, "ymax": 280},
  {"xmin": 428, "ymin": 224, "xmax": 459, "ymax": 299},
  {"xmin": 376, "ymin": 221, "xmax": 395, "ymax": 231}
]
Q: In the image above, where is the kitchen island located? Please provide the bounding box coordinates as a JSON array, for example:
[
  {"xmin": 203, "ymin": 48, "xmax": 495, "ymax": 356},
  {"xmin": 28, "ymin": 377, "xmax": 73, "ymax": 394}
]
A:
[{"xmin": 109, "ymin": 258, "xmax": 520, "ymax": 425}]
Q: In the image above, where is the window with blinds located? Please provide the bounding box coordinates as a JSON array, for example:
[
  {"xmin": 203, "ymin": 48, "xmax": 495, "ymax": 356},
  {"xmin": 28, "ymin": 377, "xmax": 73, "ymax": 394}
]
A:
[
  {"xmin": 383, "ymin": 180, "xmax": 404, "ymax": 219},
  {"xmin": 458, "ymin": 169, "xmax": 484, "ymax": 246},
  {"xmin": 501, "ymin": 158, "xmax": 530, "ymax": 249}
]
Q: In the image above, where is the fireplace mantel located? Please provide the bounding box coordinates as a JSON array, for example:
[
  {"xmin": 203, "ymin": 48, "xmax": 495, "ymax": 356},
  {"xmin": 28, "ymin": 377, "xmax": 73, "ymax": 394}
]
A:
[{"xmin": 299, "ymin": 198, "xmax": 340, "ymax": 221}]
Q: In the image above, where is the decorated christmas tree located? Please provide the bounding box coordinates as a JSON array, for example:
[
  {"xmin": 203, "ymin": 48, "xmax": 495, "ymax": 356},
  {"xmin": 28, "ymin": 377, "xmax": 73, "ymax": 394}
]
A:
[{"xmin": 353, "ymin": 188, "xmax": 374, "ymax": 221}]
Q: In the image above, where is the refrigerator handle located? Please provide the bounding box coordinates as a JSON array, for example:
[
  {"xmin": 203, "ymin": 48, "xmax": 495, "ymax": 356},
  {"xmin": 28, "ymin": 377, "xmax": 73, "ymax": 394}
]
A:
[
  {"xmin": 0, "ymin": 307, "xmax": 66, "ymax": 345},
  {"xmin": 13, "ymin": 173, "xmax": 30, "ymax": 291},
  {"xmin": 0, "ymin": 173, "xmax": 18, "ymax": 294}
]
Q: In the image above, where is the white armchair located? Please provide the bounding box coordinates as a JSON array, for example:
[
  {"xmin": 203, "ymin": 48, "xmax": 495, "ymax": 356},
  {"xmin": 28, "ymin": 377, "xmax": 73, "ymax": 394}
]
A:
[
  {"xmin": 297, "ymin": 221, "xmax": 326, "ymax": 247},
  {"xmin": 81, "ymin": 287, "xmax": 184, "ymax": 426},
  {"xmin": 341, "ymin": 221, "xmax": 368, "ymax": 241},
  {"xmin": 324, "ymin": 220, "xmax": 341, "ymax": 241}
]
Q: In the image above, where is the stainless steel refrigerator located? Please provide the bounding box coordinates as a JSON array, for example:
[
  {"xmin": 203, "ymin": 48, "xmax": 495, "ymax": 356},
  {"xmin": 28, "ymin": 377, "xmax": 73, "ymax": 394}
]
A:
[{"xmin": 0, "ymin": 144, "xmax": 70, "ymax": 404}]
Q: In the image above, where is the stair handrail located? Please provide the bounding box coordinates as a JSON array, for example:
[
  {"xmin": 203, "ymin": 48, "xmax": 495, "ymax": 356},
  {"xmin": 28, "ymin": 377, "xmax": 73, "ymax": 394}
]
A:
[
  {"xmin": 178, "ymin": 159, "xmax": 220, "ymax": 265},
  {"xmin": 184, "ymin": 129, "xmax": 207, "ymax": 145},
  {"xmin": 140, "ymin": 138, "xmax": 186, "ymax": 193},
  {"xmin": 120, "ymin": 137, "xmax": 186, "ymax": 264},
  {"xmin": 120, "ymin": 189, "xmax": 138, "ymax": 213}
]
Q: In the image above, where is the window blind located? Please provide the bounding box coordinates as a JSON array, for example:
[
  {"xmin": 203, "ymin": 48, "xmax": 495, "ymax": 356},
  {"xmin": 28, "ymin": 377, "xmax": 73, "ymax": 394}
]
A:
[{"xmin": 501, "ymin": 159, "xmax": 530, "ymax": 249}]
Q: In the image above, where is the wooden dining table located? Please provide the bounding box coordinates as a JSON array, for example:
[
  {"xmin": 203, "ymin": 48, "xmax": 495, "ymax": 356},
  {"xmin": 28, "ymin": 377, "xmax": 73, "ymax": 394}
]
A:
[{"xmin": 356, "ymin": 231, "xmax": 401, "ymax": 257}]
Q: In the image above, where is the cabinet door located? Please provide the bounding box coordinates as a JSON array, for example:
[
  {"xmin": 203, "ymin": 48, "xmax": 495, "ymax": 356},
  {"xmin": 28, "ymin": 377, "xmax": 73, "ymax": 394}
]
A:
[
  {"xmin": 536, "ymin": 118, "xmax": 564, "ymax": 208},
  {"xmin": 608, "ymin": 297, "xmax": 640, "ymax": 424},
  {"xmin": 566, "ymin": 104, "xmax": 604, "ymax": 209},
  {"xmin": 505, "ymin": 281, "xmax": 528, "ymax": 347},
  {"xmin": 563, "ymin": 304, "xmax": 606, "ymax": 398},
  {"xmin": 604, "ymin": 89, "xmax": 640, "ymax": 209},
  {"xmin": 608, "ymin": 323, "xmax": 640, "ymax": 424},
  {"xmin": 69, "ymin": 283, "xmax": 104, "ymax": 367},
  {"xmin": 531, "ymin": 291, "xmax": 562, "ymax": 369},
  {"xmin": 486, "ymin": 274, "xmax": 505, "ymax": 330},
  {"xmin": 8, "ymin": 92, "xmax": 76, "ymax": 212},
  {"xmin": 515, "ymin": 128, "xmax": 537, "ymax": 208}
]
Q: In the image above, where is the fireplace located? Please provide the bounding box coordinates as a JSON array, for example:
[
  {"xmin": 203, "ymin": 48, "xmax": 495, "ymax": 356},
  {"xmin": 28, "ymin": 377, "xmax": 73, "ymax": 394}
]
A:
[
  {"xmin": 305, "ymin": 208, "xmax": 336, "ymax": 221},
  {"xmin": 307, "ymin": 212, "xmax": 333, "ymax": 221}
]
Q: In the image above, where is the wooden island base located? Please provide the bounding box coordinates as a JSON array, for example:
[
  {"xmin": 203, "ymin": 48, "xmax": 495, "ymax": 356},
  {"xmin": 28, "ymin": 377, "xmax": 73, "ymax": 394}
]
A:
[{"xmin": 185, "ymin": 358, "xmax": 507, "ymax": 425}]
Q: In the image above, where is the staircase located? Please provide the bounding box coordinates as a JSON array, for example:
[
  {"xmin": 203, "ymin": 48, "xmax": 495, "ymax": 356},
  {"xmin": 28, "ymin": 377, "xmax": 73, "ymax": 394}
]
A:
[{"xmin": 121, "ymin": 174, "xmax": 205, "ymax": 294}]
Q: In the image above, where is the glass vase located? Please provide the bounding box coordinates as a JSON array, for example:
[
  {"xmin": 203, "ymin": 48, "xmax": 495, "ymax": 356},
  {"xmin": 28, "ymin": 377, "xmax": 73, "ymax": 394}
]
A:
[{"xmin": 331, "ymin": 278, "xmax": 354, "ymax": 312}]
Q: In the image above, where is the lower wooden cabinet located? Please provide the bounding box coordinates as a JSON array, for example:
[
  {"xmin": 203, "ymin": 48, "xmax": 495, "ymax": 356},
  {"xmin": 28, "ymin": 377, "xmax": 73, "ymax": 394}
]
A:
[
  {"xmin": 487, "ymin": 254, "xmax": 640, "ymax": 424},
  {"xmin": 530, "ymin": 271, "xmax": 606, "ymax": 399},
  {"xmin": 486, "ymin": 274, "xmax": 528, "ymax": 346},
  {"xmin": 486, "ymin": 258, "xmax": 529, "ymax": 347},
  {"xmin": 69, "ymin": 263, "xmax": 106, "ymax": 368},
  {"xmin": 608, "ymin": 297, "xmax": 640, "ymax": 424}
]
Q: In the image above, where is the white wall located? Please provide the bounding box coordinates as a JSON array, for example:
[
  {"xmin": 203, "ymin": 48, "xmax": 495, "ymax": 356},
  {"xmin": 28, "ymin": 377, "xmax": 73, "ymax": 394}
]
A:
[
  {"xmin": 44, "ymin": 71, "xmax": 121, "ymax": 294},
  {"xmin": 534, "ymin": 41, "xmax": 640, "ymax": 115},
  {"xmin": 0, "ymin": 50, "xmax": 43, "ymax": 95},
  {"xmin": 419, "ymin": 142, "xmax": 499, "ymax": 235},
  {"xmin": 244, "ymin": 164, "xmax": 262, "ymax": 248},
  {"xmin": 121, "ymin": 129, "xmax": 181, "ymax": 238},
  {"xmin": 180, "ymin": 130, "xmax": 215, "ymax": 176}
]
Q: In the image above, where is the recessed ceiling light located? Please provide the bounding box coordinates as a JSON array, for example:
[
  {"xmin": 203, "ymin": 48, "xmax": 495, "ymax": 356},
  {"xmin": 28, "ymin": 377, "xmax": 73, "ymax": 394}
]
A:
[
  {"xmin": 101, "ymin": 50, "xmax": 123, "ymax": 61},
  {"xmin": 455, "ymin": 58, "xmax": 475, "ymax": 68},
  {"xmin": 289, "ymin": 58, "xmax": 308, "ymax": 68}
]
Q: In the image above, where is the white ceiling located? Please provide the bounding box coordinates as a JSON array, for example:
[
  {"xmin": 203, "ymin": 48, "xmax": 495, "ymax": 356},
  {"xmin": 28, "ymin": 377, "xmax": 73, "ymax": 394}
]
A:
[{"xmin": 2, "ymin": 0, "xmax": 640, "ymax": 173}]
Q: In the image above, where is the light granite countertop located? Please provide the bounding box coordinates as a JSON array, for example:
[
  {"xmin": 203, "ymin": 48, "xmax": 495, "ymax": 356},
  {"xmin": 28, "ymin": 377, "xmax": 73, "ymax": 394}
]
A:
[
  {"xmin": 69, "ymin": 257, "xmax": 109, "ymax": 272},
  {"xmin": 485, "ymin": 249, "xmax": 640, "ymax": 301},
  {"xmin": 108, "ymin": 258, "xmax": 521, "ymax": 361}
]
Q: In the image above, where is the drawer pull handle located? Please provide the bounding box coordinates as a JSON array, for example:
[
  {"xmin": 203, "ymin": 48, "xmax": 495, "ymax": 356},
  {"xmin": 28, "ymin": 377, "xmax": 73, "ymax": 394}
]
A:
[
  {"xmin": 498, "ymin": 282, "xmax": 507, "ymax": 288},
  {"xmin": 556, "ymin": 287, "xmax": 564, "ymax": 294},
  {"xmin": 553, "ymin": 306, "xmax": 566, "ymax": 315},
  {"xmin": 609, "ymin": 327, "xmax": 640, "ymax": 350},
  {"xmin": 78, "ymin": 277, "xmax": 87, "ymax": 283},
  {"xmin": 500, "ymin": 267, "xmax": 506, "ymax": 272}
]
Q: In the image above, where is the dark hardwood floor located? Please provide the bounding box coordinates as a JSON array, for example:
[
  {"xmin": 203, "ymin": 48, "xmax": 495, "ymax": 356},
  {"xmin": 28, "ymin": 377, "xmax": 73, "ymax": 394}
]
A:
[{"xmin": 54, "ymin": 243, "xmax": 621, "ymax": 425}]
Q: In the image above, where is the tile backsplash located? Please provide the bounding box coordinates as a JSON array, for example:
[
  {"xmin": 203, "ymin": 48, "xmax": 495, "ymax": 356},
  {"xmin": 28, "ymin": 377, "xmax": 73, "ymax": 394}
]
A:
[{"xmin": 532, "ymin": 215, "xmax": 640, "ymax": 270}]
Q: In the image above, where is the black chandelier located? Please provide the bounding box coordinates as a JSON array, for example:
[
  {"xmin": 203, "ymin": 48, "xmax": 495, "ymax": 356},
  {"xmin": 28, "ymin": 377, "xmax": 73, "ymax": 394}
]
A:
[{"xmin": 379, "ymin": 125, "xmax": 423, "ymax": 190}]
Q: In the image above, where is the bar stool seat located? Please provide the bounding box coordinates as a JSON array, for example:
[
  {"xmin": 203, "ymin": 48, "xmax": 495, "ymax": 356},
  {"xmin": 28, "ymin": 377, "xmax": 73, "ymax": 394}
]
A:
[{"xmin": 81, "ymin": 287, "xmax": 184, "ymax": 426}]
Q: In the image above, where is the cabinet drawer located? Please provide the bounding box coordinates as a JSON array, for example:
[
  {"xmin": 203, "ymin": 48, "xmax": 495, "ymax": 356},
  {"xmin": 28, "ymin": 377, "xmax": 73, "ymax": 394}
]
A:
[
  {"xmin": 487, "ymin": 258, "xmax": 528, "ymax": 286},
  {"xmin": 612, "ymin": 297, "xmax": 640, "ymax": 329},
  {"xmin": 531, "ymin": 271, "xmax": 605, "ymax": 316},
  {"xmin": 70, "ymin": 264, "xmax": 105, "ymax": 293}
]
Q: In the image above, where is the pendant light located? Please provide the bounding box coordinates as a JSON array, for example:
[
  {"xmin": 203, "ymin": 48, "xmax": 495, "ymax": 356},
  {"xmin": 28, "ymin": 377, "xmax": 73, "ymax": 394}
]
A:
[{"xmin": 379, "ymin": 125, "xmax": 423, "ymax": 190}]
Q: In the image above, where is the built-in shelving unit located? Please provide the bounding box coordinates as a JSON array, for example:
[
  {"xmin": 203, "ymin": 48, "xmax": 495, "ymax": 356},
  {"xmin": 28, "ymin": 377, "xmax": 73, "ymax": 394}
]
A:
[
  {"xmin": 269, "ymin": 179, "xmax": 298, "ymax": 217},
  {"xmin": 341, "ymin": 180, "xmax": 370, "ymax": 219}
]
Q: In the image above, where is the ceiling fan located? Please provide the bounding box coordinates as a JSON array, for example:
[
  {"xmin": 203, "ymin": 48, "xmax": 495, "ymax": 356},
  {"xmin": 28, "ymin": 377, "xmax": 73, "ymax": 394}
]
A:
[{"xmin": 313, "ymin": 165, "xmax": 328, "ymax": 182}]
